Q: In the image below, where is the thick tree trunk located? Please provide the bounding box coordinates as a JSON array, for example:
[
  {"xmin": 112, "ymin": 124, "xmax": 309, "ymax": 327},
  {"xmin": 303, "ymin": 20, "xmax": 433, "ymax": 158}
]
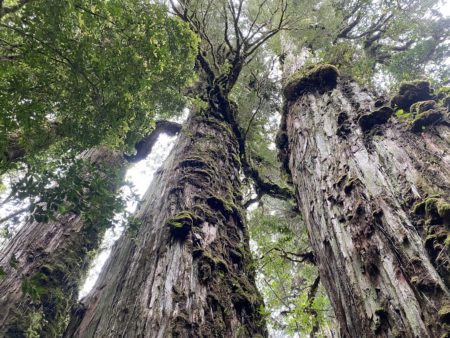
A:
[
  {"xmin": 0, "ymin": 147, "xmax": 124, "ymax": 337},
  {"xmin": 65, "ymin": 110, "xmax": 267, "ymax": 337},
  {"xmin": 279, "ymin": 66, "xmax": 450, "ymax": 337}
]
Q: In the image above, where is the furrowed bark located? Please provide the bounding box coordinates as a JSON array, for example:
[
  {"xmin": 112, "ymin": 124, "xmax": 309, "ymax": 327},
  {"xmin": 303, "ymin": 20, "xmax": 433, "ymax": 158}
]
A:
[
  {"xmin": 280, "ymin": 65, "xmax": 450, "ymax": 337},
  {"xmin": 0, "ymin": 147, "xmax": 125, "ymax": 337},
  {"xmin": 64, "ymin": 110, "xmax": 267, "ymax": 338}
]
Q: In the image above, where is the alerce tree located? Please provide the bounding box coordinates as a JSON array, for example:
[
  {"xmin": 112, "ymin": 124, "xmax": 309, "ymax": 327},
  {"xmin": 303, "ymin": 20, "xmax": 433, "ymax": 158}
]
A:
[
  {"xmin": 63, "ymin": 0, "xmax": 297, "ymax": 336},
  {"xmin": 279, "ymin": 63, "xmax": 450, "ymax": 337}
]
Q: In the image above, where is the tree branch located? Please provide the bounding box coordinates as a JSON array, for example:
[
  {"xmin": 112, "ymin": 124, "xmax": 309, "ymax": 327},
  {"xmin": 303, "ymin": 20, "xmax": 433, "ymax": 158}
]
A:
[
  {"xmin": 124, "ymin": 120, "xmax": 181, "ymax": 163},
  {"xmin": 276, "ymin": 248, "xmax": 316, "ymax": 265},
  {"xmin": 306, "ymin": 275, "xmax": 321, "ymax": 337},
  {"xmin": 241, "ymin": 155, "xmax": 294, "ymax": 202},
  {"xmin": 0, "ymin": 206, "xmax": 29, "ymax": 224}
]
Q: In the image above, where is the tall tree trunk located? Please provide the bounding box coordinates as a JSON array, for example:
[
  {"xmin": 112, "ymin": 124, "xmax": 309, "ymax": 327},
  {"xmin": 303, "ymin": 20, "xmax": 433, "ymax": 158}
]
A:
[
  {"xmin": 0, "ymin": 147, "xmax": 125, "ymax": 337},
  {"xmin": 279, "ymin": 65, "xmax": 450, "ymax": 337},
  {"xmin": 65, "ymin": 110, "xmax": 267, "ymax": 337}
]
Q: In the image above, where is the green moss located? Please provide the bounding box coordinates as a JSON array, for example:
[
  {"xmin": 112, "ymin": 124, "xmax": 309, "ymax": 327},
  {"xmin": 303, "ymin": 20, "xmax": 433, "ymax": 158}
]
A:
[
  {"xmin": 410, "ymin": 100, "xmax": 436, "ymax": 115},
  {"xmin": 409, "ymin": 109, "xmax": 444, "ymax": 133},
  {"xmin": 206, "ymin": 195, "xmax": 235, "ymax": 215},
  {"xmin": 178, "ymin": 156, "xmax": 210, "ymax": 169},
  {"xmin": 22, "ymin": 273, "xmax": 48, "ymax": 301},
  {"xmin": 199, "ymin": 250, "xmax": 229, "ymax": 273},
  {"xmin": 413, "ymin": 197, "xmax": 450, "ymax": 223},
  {"xmin": 25, "ymin": 311, "xmax": 43, "ymax": 338},
  {"xmin": 167, "ymin": 210, "xmax": 202, "ymax": 239},
  {"xmin": 0, "ymin": 266, "xmax": 6, "ymax": 281},
  {"xmin": 9, "ymin": 254, "xmax": 18, "ymax": 268},
  {"xmin": 190, "ymin": 168, "xmax": 216, "ymax": 180},
  {"xmin": 391, "ymin": 80, "xmax": 434, "ymax": 111},
  {"xmin": 437, "ymin": 200, "xmax": 450, "ymax": 222},
  {"xmin": 6, "ymin": 221, "xmax": 103, "ymax": 337},
  {"xmin": 358, "ymin": 106, "xmax": 394, "ymax": 132},
  {"xmin": 344, "ymin": 177, "xmax": 360, "ymax": 194},
  {"xmin": 283, "ymin": 64, "xmax": 339, "ymax": 101},
  {"xmin": 193, "ymin": 115, "xmax": 234, "ymax": 137},
  {"xmin": 18, "ymin": 264, "xmax": 72, "ymax": 336},
  {"xmin": 410, "ymin": 274, "xmax": 441, "ymax": 293},
  {"xmin": 438, "ymin": 305, "xmax": 450, "ymax": 324}
]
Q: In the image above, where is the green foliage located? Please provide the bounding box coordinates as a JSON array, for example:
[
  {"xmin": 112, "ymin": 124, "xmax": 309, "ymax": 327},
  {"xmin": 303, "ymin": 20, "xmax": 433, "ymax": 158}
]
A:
[
  {"xmin": 248, "ymin": 197, "xmax": 333, "ymax": 336},
  {"xmin": 21, "ymin": 272, "xmax": 48, "ymax": 301},
  {"xmin": 0, "ymin": 0, "xmax": 198, "ymax": 243},
  {"xmin": 7, "ymin": 151, "xmax": 126, "ymax": 229},
  {"xmin": 25, "ymin": 311, "xmax": 43, "ymax": 338},
  {"xmin": 281, "ymin": 0, "xmax": 450, "ymax": 87},
  {"xmin": 0, "ymin": 0, "xmax": 197, "ymax": 171},
  {"xmin": 9, "ymin": 254, "xmax": 18, "ymax": 268},
  {"xmin": 0, "ymin": 266, "xmax": 6, "ymax": 281},
  {"xmin": 231, "ymin": 52, "xmax": 288, "ymax": 188},
  {"xmin": 126, "ymin": 215, "xmax": 143, "ymax": 238}
]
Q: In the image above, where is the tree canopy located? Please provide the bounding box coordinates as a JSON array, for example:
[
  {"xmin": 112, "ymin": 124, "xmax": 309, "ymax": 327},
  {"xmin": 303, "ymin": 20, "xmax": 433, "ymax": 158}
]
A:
[{"xmin": 0, "ymin": 0, "xmax": 197, "ymax": 171}]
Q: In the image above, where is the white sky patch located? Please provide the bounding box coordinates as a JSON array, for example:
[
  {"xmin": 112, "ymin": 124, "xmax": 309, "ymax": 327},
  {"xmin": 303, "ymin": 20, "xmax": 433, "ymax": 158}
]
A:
[
  {"xmin": 78, "ymin": 134, "xmax": 177, "ymax": 299},
  {"xmin": 0, "ymin": 171, "xmax": 29, "ymax": 247},
  {"xmin": 442, "ymin": 0, "xmax": 450, "ymax": 15}
]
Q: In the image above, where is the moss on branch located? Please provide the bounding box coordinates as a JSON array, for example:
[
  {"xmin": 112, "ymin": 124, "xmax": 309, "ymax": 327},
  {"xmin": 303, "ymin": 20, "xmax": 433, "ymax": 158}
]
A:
[
  {"xmin": 358, "ymin": 106, "xmax": 394, "ymax": 132},
  {"xmin": 391, "ymin": 80, "xmax": 434, "ymax": 111},
  {"xmin": 283, "ymin": 64, "xmax": 339, "ymax": 101}
]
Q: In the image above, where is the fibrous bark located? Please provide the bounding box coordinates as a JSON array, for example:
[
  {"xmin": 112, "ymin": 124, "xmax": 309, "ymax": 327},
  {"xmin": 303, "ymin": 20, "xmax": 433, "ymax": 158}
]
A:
[
  {"xmin": 0, "ymin": 147, "xmax": 125, "ymax": 337},
  {"xmin": 65, "ymin": 110, "xmax": 267, "ymax": 337},
  {"xmin": 280, "ymin": 65, "xmax": 450, "ymax": 337}
]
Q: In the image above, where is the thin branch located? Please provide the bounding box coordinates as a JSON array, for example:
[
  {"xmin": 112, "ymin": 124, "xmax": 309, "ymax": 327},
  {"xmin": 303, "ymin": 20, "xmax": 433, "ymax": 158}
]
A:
[
  {"xmin": 244, "ymin": 0, "xmax": 289, "ymax": 57},
  {"xmin": 243, "ymin": 91, "xmax": 264, "ymax": 140},
  {"xmin": 269, "ymin": 247, "xmax": 316, "ymax": 265},
  {"xmin": 0, "ymin": 206, "xmax": 29, "ymax": 224},
  {"xmin": 222, "ymin": 2, "xmax": 234, "ymax": 52},
  {"xmin": 241, "ymin": 154, "xmax": 294, "ymax": 201},
  {"xmin": 244, "ymin": 0, "xmax": 269, "ymax": 41},
  {"xmin": 306, "ymin": 275, "xmax": 321, "ymax": 337},
  {"xmin": 335, "ymin": 14, "xmax": 362, "ymax": 41}
]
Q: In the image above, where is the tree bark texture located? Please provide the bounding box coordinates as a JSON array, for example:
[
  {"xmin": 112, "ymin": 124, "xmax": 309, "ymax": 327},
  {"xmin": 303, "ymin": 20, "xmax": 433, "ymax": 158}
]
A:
[
  {"xmin": 64, "ymin": 111, "xmax": 267, "ymax": 337},
  {"xmin": 0, "ymin": 147, "xmax": 124, "ymax": 337},
  {"xmin": 280, "ymin": 66, "xmax": 450, "ymax": 337}
]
